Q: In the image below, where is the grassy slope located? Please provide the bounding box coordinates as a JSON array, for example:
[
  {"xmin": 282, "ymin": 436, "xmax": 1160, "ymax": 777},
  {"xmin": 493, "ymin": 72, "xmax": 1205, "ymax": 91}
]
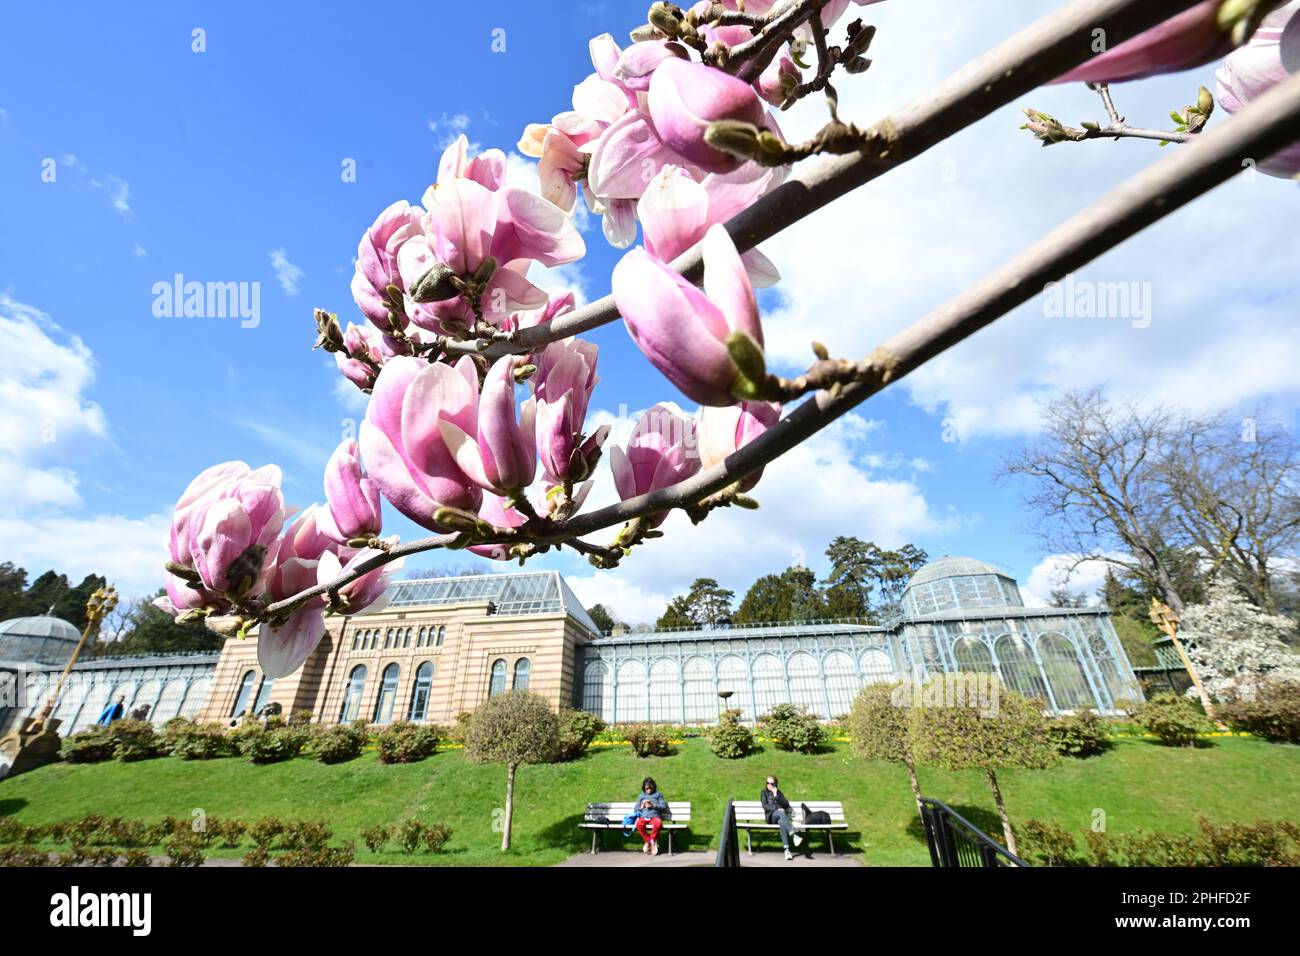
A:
[{"xmin": 2, "ymin": 738, "xmax": 1298, "ymax": 866}]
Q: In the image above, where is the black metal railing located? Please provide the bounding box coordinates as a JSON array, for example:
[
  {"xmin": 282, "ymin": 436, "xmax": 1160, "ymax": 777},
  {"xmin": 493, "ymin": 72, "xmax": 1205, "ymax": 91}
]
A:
[
  {"xmin": 716, "ymin": 799, "xmax": 741, "ymax": 868},
  {"xmin": 919, "ymin": 798, "xmax": 1028, "ymax": 868}
]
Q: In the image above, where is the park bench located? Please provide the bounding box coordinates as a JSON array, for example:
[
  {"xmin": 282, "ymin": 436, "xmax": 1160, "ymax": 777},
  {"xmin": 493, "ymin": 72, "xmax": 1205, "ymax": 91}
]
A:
[
  {"xmin": 578, "ymin": 801, "xmax": 692, "ymax": 855},
  {"xmin": 732, "ymin": 800, "xmax": 848, "ymax": 856}
]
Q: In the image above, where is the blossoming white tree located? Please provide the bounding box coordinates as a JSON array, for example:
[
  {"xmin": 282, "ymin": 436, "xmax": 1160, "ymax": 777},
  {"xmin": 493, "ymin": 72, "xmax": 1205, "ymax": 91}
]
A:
[
  {"xmin": 152, "ymin": 0, "xmax": 1300, "ymax": 683},
  {"xmin": 1179, "ymin": 580, "xmax": 1300, "ymax": 700}
]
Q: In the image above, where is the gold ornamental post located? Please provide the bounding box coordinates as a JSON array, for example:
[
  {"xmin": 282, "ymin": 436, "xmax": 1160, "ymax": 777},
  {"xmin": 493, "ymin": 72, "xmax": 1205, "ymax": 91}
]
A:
[
  {"xmin": 0, "ymin": 585, "xmax": 117, "ymax": 778},
  {"xmin": 1148, "ymin": 597, "xmax": 1216, "ymax": 721}
]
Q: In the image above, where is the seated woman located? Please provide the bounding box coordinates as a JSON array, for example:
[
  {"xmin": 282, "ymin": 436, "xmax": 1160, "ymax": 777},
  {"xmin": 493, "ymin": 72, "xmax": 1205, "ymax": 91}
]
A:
[{"xmin": 633, "ymin": 776, "xmax": 668, "ymax": 856}]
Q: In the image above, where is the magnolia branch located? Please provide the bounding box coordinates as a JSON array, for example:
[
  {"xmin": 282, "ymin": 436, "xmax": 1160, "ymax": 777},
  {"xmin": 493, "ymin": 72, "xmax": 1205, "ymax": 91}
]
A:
[
  {"xmin": 433, "ymin": 0, "xmax": 1211, "ymax": 362},
  {"xmin": 270, "ymin": 66, "xmax": 1300, "ymax": 623},
  {"xmin": 1023, "ymin": 81, "xmax": 1213, "ymax": 146}
]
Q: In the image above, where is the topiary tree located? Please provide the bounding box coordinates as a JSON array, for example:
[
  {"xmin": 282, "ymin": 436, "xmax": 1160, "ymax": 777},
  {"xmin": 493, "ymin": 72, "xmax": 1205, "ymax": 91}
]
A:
[
  {"xmin": 907, "ymin": 678, "xmax": 1056, "ymax": 857},
  {"xmin": 707, "ymin": 708, "xmax": 757, "ymax": 759},
  {"xmin": 848, "ymin": 682, "xmax": 924, "ymax": 814},
  {"xmin": 757, "ymin": 702, "xmax": 826, "ymax": 753},
  {"xmin": 463, "ymin": 691, "xmax": 560, "ymax": 851}
]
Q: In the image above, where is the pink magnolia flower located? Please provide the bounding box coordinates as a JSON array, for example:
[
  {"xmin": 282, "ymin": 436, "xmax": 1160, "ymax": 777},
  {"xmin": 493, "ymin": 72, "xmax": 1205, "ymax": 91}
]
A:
[
  {"xmin": 165, "ymin": 462, "xmax": 291, "ymax": 603},
  {"xmin": 531, "ymin": 338, "xmax": 601, "ymax": 484},
  {"xmin": 318, "ymin": 546, "xmax": 401, "ymax": 617},
  {"xmin": 1054, "ymin": 0, "xmax": 1269, "ymax": 84},
  {"xmin": 756, "ymin": 52, "xmax": 801, "ymax": 107},
  {"xmin": 1216, "ymin": 3, "xmax": 1300, "ymax": 177},
  {"xmin": 638, "ymin": 164, "xmax": 781, "ymax": 285},
  {"xmin": 608, "ymin": 403, "xmax": 701, "ymax": 527},
  {"xmin": 505, "ymin": 287, "xmax": 576, "ymax": 333},
  {"xmin": 437, "ymin": 135, "xmax": 507, "ymax": 190},
  {"xmin": 469, "ymin": 493, "xmax": 528, "ymax": 560},
  {"xmin": 350, "ymin": 200, "xmax": 423, "ymax": 335},
  {"xmin": 399, "ymin": 175, "xmax": 584, "ymax": 328},
  {"xmin": 335, "ymin": 322, "xmax": 384, "ymax": 391},
  {"xmin": 441, "ymin": 356, "xmax": 537, "ymax": 495},
  {"xmin": 612, "ymin": 223, "xmax": 766, "ymax": 406},
  {"xmin": 647, "ymin": 58, "xmax": 765, "ymax": 174},
  {"xmin": 359, "ymin": 355, "xmax": 483, "ymax": 531},
  {"xmin": 696, "ymin": 400, "xmax": 781, "ymax": 492},
  {"xmin": 319, "ymin": 438, "xmax": 383, "ymax": 544}
]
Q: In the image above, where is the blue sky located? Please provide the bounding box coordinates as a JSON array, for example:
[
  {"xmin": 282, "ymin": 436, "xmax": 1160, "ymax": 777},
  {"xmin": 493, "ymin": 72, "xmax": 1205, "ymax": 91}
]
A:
[{"xmin": 2, "ymin": 1, "xmax": 1297, "ymax": 624}]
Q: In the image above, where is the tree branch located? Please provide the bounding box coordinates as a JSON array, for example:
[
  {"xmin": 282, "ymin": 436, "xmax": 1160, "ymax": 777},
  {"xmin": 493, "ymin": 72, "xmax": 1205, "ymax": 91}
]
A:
[{"xmin": 440, "ymin": 0, "xmax": 1212, "ymax": 361}]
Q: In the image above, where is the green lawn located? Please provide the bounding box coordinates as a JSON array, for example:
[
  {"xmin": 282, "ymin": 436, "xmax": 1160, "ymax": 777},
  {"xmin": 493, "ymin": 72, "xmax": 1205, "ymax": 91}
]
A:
[{"xmin": 2, "ymin": 737, "xmax": 1298, "ymax": 866}]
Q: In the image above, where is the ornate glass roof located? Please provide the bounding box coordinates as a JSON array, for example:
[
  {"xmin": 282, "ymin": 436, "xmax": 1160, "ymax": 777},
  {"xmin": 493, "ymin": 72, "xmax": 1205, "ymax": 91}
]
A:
[
  {"xmin": 0, "ymin": 615, "xmax": 81, "ymax": 642},
  {"xmin": 368, "ymin": 571, "xmax": 600, "ymax": 635}
]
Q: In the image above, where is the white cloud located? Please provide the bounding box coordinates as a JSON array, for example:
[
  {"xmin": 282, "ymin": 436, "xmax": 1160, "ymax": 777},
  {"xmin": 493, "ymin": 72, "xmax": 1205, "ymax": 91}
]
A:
[
  {"xmin": 0, "ymin": 512, "xmax": 172, "ymax": 599},
  {"xmin": 1021, "ymin": 554, "xmax": 1120, "ymax": 608},
  {"xmin": 132, "ymin": 243, "xmax": 147, "ymax": 258},
  {"xmin": 331, "ymin": 374, "xmax": 370, "ymax": 415},
  {"xmin": 269, "ymin": 248, "xmax": 305, "ymax": 296},
  {"xmin": 428, "ymin": 112, "xmax": 476, "ymax": 150},
  {"xmin": 757, "ymin": 0, "xmax": 1300, "ymax": 440},
  {"xmin": 0, "ymin": 296, "xmax": 108, "ymax": 512}
]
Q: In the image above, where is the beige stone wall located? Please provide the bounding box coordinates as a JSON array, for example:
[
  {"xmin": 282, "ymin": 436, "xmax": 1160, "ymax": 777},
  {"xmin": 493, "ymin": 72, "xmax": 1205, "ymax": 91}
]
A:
[{"xmin": 194, "ymin": 600, "xmax": 591, "ymax": 727}]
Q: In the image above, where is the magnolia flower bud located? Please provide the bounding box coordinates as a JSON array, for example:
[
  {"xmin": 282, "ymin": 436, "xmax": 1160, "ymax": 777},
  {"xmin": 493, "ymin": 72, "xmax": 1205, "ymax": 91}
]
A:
[{"xmin": 648, "ymin": 58, "xmax": 766, "ymax": 173}]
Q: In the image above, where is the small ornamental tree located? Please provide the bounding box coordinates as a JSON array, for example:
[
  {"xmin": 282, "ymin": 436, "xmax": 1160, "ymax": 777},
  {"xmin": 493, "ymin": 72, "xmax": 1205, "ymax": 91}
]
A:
[
  {"xmin": 848, "ymin": 682, "xmax": 924, "ymax": 814},
  {"xmin": 907, "ymin": 678, "xmax": 1056, "ymax": 857},
  {"xmin": 1179, "ymin": 581, "xmax": 1300, "ymax": 701},
  {"xmin": 463, "ymin": 691, "xmax": 560, "ymax": 851}
]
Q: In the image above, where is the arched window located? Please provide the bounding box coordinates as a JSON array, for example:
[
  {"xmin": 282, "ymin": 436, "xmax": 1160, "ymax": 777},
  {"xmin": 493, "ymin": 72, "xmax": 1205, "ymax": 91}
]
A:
[
  {"xmin": 231, "ymin": 670, "xmax": 257, "ymax": 718},
  {"xmin": 340, "ymin": 665, "xmax": 367, "ymax": 722},
  {"xmin": 488, "ymin": 659, "xmax": 507, "ymax": 697},
  {"xmin": 513, "ymin": 658, "xmax": 531, "ymax": 691},
  {"xmin": 351, "ymin": 629, "xmax": 362, "ymax": 650},
  {"xmin": 823, "ymin": 651, "xmax": 858, "ymax": 719},
  {"xmin": 418, "ymin": 626, "xmax": 427, "ymax": 647},
  {"xmin": 859, "ymin": 648, "xmax": 895, "ymax": 685},
  {"xmin": 682, "ymin": 657, "xmax": 715, "ymax": 723},
  {"xmin": 373, "ymin": 663, "xmax": 400, "ymax": 723},
  {"xmin": 616, "ymin": 660, "xmax": 648, "ymax": 723},
  {"xmin": 786, "ymin": 652, "xmax": 822, "ymax": 714},
  {"xmin": 384, "ymin": 627, "xmax": 395, "ymax": 649},
  {"xmin": 649, "ymin": 659, "xmax": 680, "ymax": 722},
  {"xmin": 252, "ymin": 676, "xmax": 274, "ymax": 715},
  {"xmin": 954, "ymin": 637, "xmax": 995, "ymax": 673},
  {"xmin": 408, "ymin": 662, "xmax": 434, "ymax": 721},
  {"xmin": 1037, "ymin": 634, "xmax": 1097, "ymax": 710},
  {"xmin": 994, "ymin": 635, "xmax": 1050, "ymax": 703},
  {"xmin": 436, "ymin": 625, "xmax": 446, "ymax": 646},
  {"xmin": 751, "ymin": 654, "xmax": 785, "ymax": 718},
  {"xmin": 582, "ymin": 662, "xmax": 613, "ymax": 722},
  {"xmin": 716, "ymin": 656, "xmax": 750, "ymax": 721},
  {"xmin": 155, "ymin": 678, "xmax": 188, "ymax": 723},
  {"xmin": 403, "ymin": 627, "xmax": 413, "ymax": 649}
]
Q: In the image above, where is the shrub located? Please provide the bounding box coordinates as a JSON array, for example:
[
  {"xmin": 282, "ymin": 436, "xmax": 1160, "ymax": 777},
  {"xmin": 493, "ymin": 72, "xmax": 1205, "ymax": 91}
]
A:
[
  {"xmin": 376, "ymin": 721, "xmax": 440, "ymax": 763},
  {"xmin": 422, "ymin": 823, "xmax": 453, "ymax": 853},
  {"xmin": 289, "ymin": 709, "xmax": 314, "ymax": 726},
  {"xmin": 360, "ymin": 825, "xmax": 391, "ymax": 853},
  {"xmin": 250, "ymin": 818, "xmax": 286, "ymax": 849},
  {"xmin": 122, "ymin": 849, "xmax": 152, "ymax": 867},
  {"xmin": 212, "ymin": 819, "xmax": 247, "ymax": 847},
  {"xmin": 164, "ymin": 835, "xmax": 206, "ymax": 867},
  {"xmin": 758, "ymin": 703, "xmax": 827, "ymax": 753},
  {"xmin": 624, "ymin": 723, "xmax": 673, "ymax": 757},
  {"xmin": 109, "ymin": 719, "xmax": 161, "ymax": 761},
  {"xmin": 168, "ymin": 721, "xmax": 233, "ymax": 760},
  {"xmin": 279, "ymin": 843, "xmax": 356, "ymax": 867},
  {"xmin": 448, "ymin": 711, "xmax": 475, "ymax": 744},
  {"xmin": 1218, "ymin": 681, "xmax": 1300, "ymax": 743},
  {"xmin": 244, "ymin": 726, "xmax": 306, "ymax": 764},
  {"xmin": 279, "ymin": 821, "xmax": 332, "ymax": 851},
  {"xmin": 557, "ymin": 708, "xmax": 606, "ymax": 761},
  {"xmin": 313, "ymin": 724, "xmax": 367, "ymax": 764},
  {"xmin": 229, "ymin": 718, "xmax": 268, "ymax": 755},
  {"xmin": 1020, "ymin": 820, "xmax": 1083, "ymax": 865},
  {"xmin": 1045, "ymin": 708, "xmax": 1112, "ymax": 758},
  {"xmin": 396, "ymin": 819, "xmax": 425, "ymax": 854},
  {"xmin": 707, "ymin": 709, "xmax": 757, "ymax": 758},
  {"xmin": 242, "ymin": 846, "xmax": 270, "ymax": 867},
  {"xmin": 1135, "ymin": 693, "xmax": 1214, "ymax": 747},
  {"xmin": 62, "ymin": 727, "xmax": 116, "ymax": 763},
  {"xmin": 0, "ymin": 817, "xmax": 26, "ymax": 844}
]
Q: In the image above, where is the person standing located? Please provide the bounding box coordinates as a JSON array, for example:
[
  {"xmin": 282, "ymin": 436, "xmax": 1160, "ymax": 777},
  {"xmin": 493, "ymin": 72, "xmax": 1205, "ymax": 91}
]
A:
[
  {"xmin": 633, "ymin": 776, "xmax": 668, "ymax": 856},
  {"xmin": 97, "ymin": 694, "xmax": 126, "ymax": 727},
  {"xmin": 762, "ymin": 775, "xmax": 803, "ymax": 860}
]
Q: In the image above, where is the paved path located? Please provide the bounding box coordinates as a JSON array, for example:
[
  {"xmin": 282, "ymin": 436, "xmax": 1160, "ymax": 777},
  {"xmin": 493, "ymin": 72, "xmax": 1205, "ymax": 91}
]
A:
[{"xmin": 557, "ymin": 849, "xmax": 864, "ymax": 867}]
